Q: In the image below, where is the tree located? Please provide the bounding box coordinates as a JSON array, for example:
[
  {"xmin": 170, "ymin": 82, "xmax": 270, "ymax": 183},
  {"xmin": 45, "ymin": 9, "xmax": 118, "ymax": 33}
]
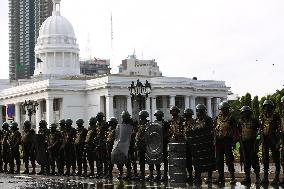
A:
[{"xmin": 252, "ymin": 96, "xmax": 260, "ymax": 119}]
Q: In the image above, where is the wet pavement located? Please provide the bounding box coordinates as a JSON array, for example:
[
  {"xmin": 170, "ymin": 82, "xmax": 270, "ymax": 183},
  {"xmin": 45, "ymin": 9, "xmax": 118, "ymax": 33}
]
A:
[{"xmin": 1, "ymin": 174, "xmax": 284, "ymax": 189}]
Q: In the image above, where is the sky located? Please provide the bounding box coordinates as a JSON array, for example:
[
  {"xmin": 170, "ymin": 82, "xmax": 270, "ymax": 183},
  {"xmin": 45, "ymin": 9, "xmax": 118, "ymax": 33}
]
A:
[{"xmin": 0, "ymin": 0, "xmax": 284, "ymax": 97}]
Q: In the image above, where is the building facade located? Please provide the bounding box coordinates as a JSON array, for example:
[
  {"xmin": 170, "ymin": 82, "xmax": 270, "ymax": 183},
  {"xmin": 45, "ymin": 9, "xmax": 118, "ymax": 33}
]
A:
[
  {"xmin": 9, "ymin": 0, "xmax": 52, "ymax": 81},
  {"xmin": 118, "ymin": 54, "xmax": 162, "ymax": 77},
  {"xmin": 80, "ymin": 58, "xmax": 111, "ymax": 76}
]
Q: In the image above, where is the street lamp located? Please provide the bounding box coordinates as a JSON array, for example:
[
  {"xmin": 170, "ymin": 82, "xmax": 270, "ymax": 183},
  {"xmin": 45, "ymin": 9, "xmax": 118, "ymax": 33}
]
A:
[
  {"xmin": 22, "ymin": 100, "xmax": 39, "ymax": 122},
  {"xmin": 128, "ymin": 79, "xmax": 151, "ymax": 110}
]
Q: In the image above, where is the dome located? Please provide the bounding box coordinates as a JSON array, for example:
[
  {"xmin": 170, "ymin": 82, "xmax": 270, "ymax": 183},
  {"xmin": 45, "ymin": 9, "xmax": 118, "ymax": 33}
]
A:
[
  {"xmin": 34, "ymin": 0, "xmax": 80, "ymax": 77},
  {"xmin": 39, "ymin": 15, "xmax": 75, "ymax": 38}
]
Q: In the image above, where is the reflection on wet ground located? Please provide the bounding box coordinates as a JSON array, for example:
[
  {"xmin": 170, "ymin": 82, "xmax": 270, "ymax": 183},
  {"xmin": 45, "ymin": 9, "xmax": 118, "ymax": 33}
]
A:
[{"xmin": 0, "ymin": 174, "xmax": 284, "ymax": 189}]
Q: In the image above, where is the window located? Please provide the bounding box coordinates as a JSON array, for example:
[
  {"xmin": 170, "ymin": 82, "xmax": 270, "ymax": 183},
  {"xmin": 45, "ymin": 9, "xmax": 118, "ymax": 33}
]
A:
[
  {"xmin": 53, "ymin": 99, "xmax": 61, "ymax": 111},
  {"xmin": 156, "ymin": 96, "xmax": 163, "ymax": 109}
]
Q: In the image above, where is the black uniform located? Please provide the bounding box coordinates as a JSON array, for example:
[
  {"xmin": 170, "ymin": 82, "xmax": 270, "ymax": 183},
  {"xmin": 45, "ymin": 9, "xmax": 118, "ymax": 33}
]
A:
[
  {"xmin": 75, "ymin": 126, "xmax": 88, "ymax": 176},
  {"xmin": 238, "ymin": 116, "xmax": 260, "ymax": 182},
  {"xmin": 37, "ymin": 127, "xmax": 50, "ymax": 174},
  {"xmin": 9, "ymin": 129, "xmax": 21, "ymax": 173},
  {"xmin": 1, "ymin": 128, "xmax": 11, "ymax": 172},
  {"xmin": 214, "ymin": 113, "xmax": 237, "ymax": 182},
  {"xmin": 22, "ymin": 128, "xmax": 36, "ymax": 174},
  {"xmin": 57, "ymin": 125, "xmax": 65, "ymax": 175},
  {"xmin": 47, "ymin": 129, "xmax": 61, "ymax": 175},
  {"xmin": 105, "ymin": 126, "xmax": 116, "ymax": 178},
  {"xmin": 85, "ymin": 125, "xmax": 96, "ymax": 177}
]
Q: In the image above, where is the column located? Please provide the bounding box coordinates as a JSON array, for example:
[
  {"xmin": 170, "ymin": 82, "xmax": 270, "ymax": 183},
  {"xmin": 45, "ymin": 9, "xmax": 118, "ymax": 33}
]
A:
[
  {"xmin": 15, "ymin": 103, "xmax": 21, "ymax": 132},
  {"xmin": 35, "ymin": 100, "xmax": 42, "ymax": 133},
  {"xmin": 105, "ymin": 95, "xmax": 114, "ymax": 121},
  {"xmin": 206, "ymin": 97, "xmax": 212, "ymax": 117},
  {"xmin": 215, "ymin": 98, "xmax": 221, "ymax": 117},
  {"xmin": 190, "ymin": 96, "xmax": 196, "ymax": 118},
  {"xmin": 184, "ymin": 96, "xmax": 190, "ymax": 109},
  {"xmin": 127, "ymin": 96, "xmax": 133, "ymax": 116},
  {"xmin": 0, "ymin": 105, "xmax": 3, "ymax": 124},
  {"xmin": 169, "ymin": 95, "xmax": 176, "ymax": 107},
  {"xmin": 146, "ymin": 97, "xmax": 151, "ymax": 120},
  {"xmin": 151, "ymin": 96, "xmax": 157, "ymax": 121},
  {"xmin": 46, "ymin": 97, "xmax": 54, "ymax": 125}
]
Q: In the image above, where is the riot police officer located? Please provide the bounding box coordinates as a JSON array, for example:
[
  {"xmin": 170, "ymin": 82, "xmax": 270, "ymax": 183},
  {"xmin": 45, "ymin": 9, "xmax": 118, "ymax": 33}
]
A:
[
  {"xmin": 183, "ymin": 108, "xmax": 195, "ymax": 182},
  {"xmin": 152, "ymin": 110, "xmax": 170, "ymax": 181},
  {"xmin": 1, "ymin": 122, "xmax": 11, "ymax": 173},
  {"xmin": 192, "ymin": 104, "xmax": 215, "ymax": 185},
  {"xmin": 47, "ymin": 123, "xmax": 61, "ymax": 175},
  {"xmin": 260, "ymin": 100, "xmax": 281, "ymax": 185},
  {"xmin": 105, "ymin": 117, "xmax": 118, "ymax": 179},
  {"xmin": 95, "ymin": 112, "xmax": 108, "ymax": 178},
  {"xmin": 63, "ymin": 118, "xmax": 76, "ymax": 176},
  {"xmin": 22, "ymin": 120, "xmax": 36, "ymax": 174},
  {"xmin": 135, "ymin": 110, "xmax": 149, "ymax": 180},
  {"xmin": 84, "ymin": 117, "xmax": 97, "ymax": 177},
  {"xmin": 214, "ymin": 101, "xmax": 237, "ymax": 185},
  {"xmin": 169, "ymin": 106, "xmax": 184, "ymax": 141},
  {"xmin": 37, "ymin": 120, "xmax": 50, "ymax": 175},
  {"xmin": 9, "ymin": 122, "xmax": 21, "ymax": 174},
  {"xmin": 74, "ymin": 119, "xmax": 87, "ymax": 176},
  {"xmin": 57, "ymin": 119, "xmax": 66, "ymax": 175},
  {"xmin": 238, "ymin": 106, "xmax": 260, "ymax": 185}
]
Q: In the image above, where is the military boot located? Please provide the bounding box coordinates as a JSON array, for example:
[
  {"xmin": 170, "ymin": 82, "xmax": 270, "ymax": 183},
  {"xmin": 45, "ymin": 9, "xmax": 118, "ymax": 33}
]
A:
[
  {"xmin": 154, "ymin": 167, "xmax": 161, "ymax": 182},
  {"xmin": 30, "ymin": 164, "xmax": 36, "ymax": 175},
  {"xmin": 271, "ymin": 172, "xmax": 280, "ymax": 185},
  {"xmin": 214, "ymin": 172, "xmax": 225, "ymax": 184},
  {"xmin": 146, "ymin": 168, "xmax": 154, "ymax": 181},
  {"xmin": 88, "ymin": 166, "xmax": 95, "ymax": 177},
  {"xmin": 22, "ymin": 163, "xmax": 29, "ymax": 174},
  {"xmin": 50, "ymin": 165, "xmax": 56, "ymax": 175},
  {"xmin": 255, "ymin": 173, "xmax": 261, "ymax": 185},
  {"xmin": 187, "ymin": 173, "xmax": 193, "ymax": 183},
  {"xmin": 64, "ymin": 166, "xmax": 71, "ymax": 176},
  {"xmin": 230, "ymin": 173, "xmax": 236, "ymax": 185},
  {"xmin": 260, "ymin": 171, "xmax": 269, "ymax": 185},
  {"xmin": 37, "ymin": 165, "xmax": 45, "ymax": 175},
  {"xmin": 241, "ymin": 173, "xmax": 251, "ymax": 185},
  {"xmin": 8, "ymin": 163, "xmax": 14, "ymax": 174},
  {"xmin": 82, "ymin": 165, "xmax": 88, "ymax": 177},
  {"xmin": 77, "ymin": 165, "xmax": 82, "ymax": 176},
  {"xmin": 15, "ymin": 164, "xmax": 20, "ymax": 174},
  {"xmin": 3, "ymin": 164, "xmax": 7, "ymax": 173},
  {"xmin": 205, "ymin": 171, "xmax": 213, "ymax": 184},
  {"xmin": 194, "ymin": 172, "xmax": 202, "ymax": 185}
]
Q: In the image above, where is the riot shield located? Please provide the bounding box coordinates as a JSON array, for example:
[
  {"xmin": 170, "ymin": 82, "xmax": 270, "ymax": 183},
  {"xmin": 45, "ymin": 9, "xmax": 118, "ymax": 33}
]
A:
[
  {"xmin": 145, "ymin": 122, "xmax": 163, "ymax": 164},
  {"xmin": 111, "ymin": 123, "xmax": 133, "ymax": 164},
  {"xmin": 34, "ymin": 134, "xmax": 48, "ymax": 165}
]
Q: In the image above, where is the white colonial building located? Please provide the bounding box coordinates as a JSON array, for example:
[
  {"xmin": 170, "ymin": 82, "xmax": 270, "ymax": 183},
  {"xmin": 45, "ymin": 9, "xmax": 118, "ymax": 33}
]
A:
[{"xmin": 0, "ymin": 0, "xmax": 230, "ymax": 132}]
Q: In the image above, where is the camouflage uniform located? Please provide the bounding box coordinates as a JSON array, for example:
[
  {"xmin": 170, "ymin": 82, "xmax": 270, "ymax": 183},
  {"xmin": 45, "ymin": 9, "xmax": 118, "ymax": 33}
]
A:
[
  {"xmin": 9, "ymin": 122, "xmax": 21, "ymax": 174},
  {"xmin": 238, "ymin": 106, "xmax": 260, "ymax": 185},
  {"xmin": 63, "ymin": 119, "xmax": 77, "ymax": 176},
  {"xmin": 47, "ymin": 123, "xmax": 61, "ymax": 175},
  {"xmin": 169, "ymin": 106, "xmax": 184, "ymax": 142},
  {"xmin": 74, "ymin": 119, "xmax": 88, "ymax": 176},
  {"xmin": 95, "ymin": 112, "xmax": 108, "ymax": 178},
  {"xmin": 84, "ymin": 117, "xmax": 97, "ymax": 177},
  {"xmin": 214, "ymin": 102, "xmax": 237, "ymax": 184},
  {"xmin": 260, "ymin": 100, "xmax": 281, "ymax": 185},
  {"xmin": 22, "ymin": 120, "xmax": 36, "ymax": 174}
]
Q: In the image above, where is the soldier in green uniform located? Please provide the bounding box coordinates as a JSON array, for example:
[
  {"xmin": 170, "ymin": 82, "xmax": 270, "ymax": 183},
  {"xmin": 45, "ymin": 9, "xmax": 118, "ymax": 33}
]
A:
[
  {"xmin": 213, "ymin": 101, "xmax": 237, "ymax": 185},
  {"xmin": 169, "ymin": 106, "xmax": 184, "ymax": 141},
  {"xmin": 84, "ymin": 117, "xmax": 97, "ymax": 177},
  {"xmin": 47, "ymin": 123, "xmax": 61, "ymax": 175},
  {"xmin": 37, "ymin": 120, "xmax": 50, "ymax": 175},
  {"xmin": 135, "ymin": 110, "xmax": 149, "ymax": 180},
  {"xmin": 1, "ymin": 122, "xmax": 11, "ymax": 173},
  {"xmin": 74, "ymin": 119, "xmax": 88, "ymax": 176},
  {"xmin": 183, "ymin": 108, "xmax": 195, "ymax": 182},
  {"xmin": 8, "ymin": 122, "xmax": 21, "ymax": 174},
  {"xmin": 105, "ymin": 117, "xmax": 118, "ymax": 179},
  {"xmin": 280, "ymin": 96, "xmax": 284, "ymax": 184},
  {"xmin": 63, "ymin": 118, "xmax": 77, "ymax": 176},
  {"xmin": 95, "ymin": 112, "xmax": 108, "ymax": 178},
  {"xmin": 150, "ymin": 110, "xmax": 170, "ymax": 182},
  {"xmin": 22, "ymin": 120, "xmax": 36, "ymax": 174},
  {"xmin": 57, "ymin": 119, "xmax": 66, "ymax": 175},
  {"xmin": 260, "ymin": 100, "xmax": 281, "ymax": 185},
  {"xmin": 238, "ymin": 106, "xmax": 260, "ymax": 185}
]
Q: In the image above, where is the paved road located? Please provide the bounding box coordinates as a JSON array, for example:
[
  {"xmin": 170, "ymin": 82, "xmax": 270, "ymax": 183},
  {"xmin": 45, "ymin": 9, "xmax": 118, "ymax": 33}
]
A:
[{"xmin": 0, "ymin": 174, "xmax": 284, "ymax": 189}]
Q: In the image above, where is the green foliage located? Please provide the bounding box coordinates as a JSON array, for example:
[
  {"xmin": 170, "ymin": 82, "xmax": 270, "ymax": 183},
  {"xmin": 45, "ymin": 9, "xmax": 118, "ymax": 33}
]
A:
[{"xmin": 252, "ymin": 96, "xmax": 260, "ymax": 118}]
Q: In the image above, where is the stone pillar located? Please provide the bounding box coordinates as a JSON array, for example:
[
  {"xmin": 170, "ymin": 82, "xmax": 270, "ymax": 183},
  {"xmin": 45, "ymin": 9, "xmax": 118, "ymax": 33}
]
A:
[
  {"xmin": 215, "ymin": 98, "xmax": 221, "ymax": 117},
  {"xmin": 151, "ymin": 96, "xmax": 157, "ymax": 121},
  {"xmin": 35, "ymin": 100, "xmax": 42, "ymax": 133},
  {"xmin": 206, "ymin": 97, "xmax": 212, "ymax": 117},
  {"xmin": 146, "ymin": 97, "xmax": 151, "ymax": 120},
  {"xmin": 105, "ymin": 95, "xmax": 114, "ymax": 121},
  {"xmin": 169, "ymin": 95, "xmax": 176, "ymax": 108},
  {"xmin": 0, "ymin": 105, "xmax": 3, "ymax": 125},
  {"xmin": 46, "ymin": 97, "xmax": 54, "ymax": 125},
  {"xmin": 15, "ymin": 103, "xmax": 21, "ymax": 132},
  {"xmin": 127, "ymin": 96, "xmax": 133, "ymax": 116},
  {"xmin": 190, "ymin": 96, "xmax": 196, "ymax": 118},
  {"xmin": 184, "ymin": 96, "xmax": 190, "ymax": 109}
]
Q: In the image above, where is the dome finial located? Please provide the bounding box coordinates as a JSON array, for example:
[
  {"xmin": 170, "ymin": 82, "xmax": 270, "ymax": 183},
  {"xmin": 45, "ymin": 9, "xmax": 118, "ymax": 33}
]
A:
[{"xmin": 52, "ymin": 0, "xmax": 61, "ymax": 16}]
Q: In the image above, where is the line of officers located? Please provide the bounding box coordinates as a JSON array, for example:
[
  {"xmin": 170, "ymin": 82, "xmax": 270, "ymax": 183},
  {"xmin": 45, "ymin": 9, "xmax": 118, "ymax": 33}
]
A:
[{"xmin": 0, "ymin": 96, "xmax": 284, "ymax": 186}]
